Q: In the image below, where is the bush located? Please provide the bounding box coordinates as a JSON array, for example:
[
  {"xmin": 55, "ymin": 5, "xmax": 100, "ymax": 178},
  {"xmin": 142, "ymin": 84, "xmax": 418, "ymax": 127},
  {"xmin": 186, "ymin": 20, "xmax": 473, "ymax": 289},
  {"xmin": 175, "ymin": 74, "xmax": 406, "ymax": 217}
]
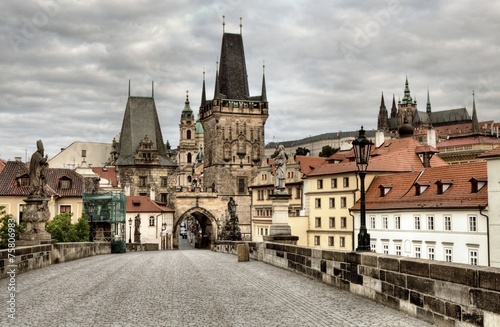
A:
[
  {"xmin": 46, "ymin": 213, "xmax": 90, "ymax": 242},
  {"xmin": 0, "ymin": 207, "xmax": 26, "ymax": 249}
]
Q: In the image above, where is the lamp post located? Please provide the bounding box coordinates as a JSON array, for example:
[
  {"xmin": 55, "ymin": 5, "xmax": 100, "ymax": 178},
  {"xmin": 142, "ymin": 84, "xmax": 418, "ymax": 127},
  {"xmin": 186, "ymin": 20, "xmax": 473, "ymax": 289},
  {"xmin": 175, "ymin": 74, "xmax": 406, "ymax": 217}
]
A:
[
  {"xmin": 128, "ymin": 218, "xmax": 132, "ymax": 243},
  {"xmin": 89, "ymin": 202, "xmax": 95, "ymax": 242},
  {"xmin": 162, "ymin": 222, "xmax": 167, "ymax": 250},
  {"xmin": 352, "ymin": 126, "xmax": 373, "ymax": 252}
]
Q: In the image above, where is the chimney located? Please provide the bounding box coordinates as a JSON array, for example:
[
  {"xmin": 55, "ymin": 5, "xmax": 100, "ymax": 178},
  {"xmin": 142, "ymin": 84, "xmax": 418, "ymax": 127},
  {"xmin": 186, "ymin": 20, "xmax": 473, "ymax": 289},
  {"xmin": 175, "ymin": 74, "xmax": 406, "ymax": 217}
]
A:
[
  {"xmin": 427, "ymin": 128, "xmax": 437, "ymax": 148},
  {"xmin": 375, "ymin": 130, "xmax": 385, "ymax": 147}
]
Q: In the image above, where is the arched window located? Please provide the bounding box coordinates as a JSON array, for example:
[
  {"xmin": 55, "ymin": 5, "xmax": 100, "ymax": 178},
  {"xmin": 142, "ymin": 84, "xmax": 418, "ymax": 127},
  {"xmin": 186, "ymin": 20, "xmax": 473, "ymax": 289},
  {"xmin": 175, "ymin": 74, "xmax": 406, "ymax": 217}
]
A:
[
  {"xmin": 187, "ymin": 130, "xmax": 192, "ymax": 139},
  {"xmin": 187, "ymin": 152, "xmax": 192, "ymax": 163},
  {"xmin": 187, "ymin": 176, "xmax": 192, "ymax": 183}
]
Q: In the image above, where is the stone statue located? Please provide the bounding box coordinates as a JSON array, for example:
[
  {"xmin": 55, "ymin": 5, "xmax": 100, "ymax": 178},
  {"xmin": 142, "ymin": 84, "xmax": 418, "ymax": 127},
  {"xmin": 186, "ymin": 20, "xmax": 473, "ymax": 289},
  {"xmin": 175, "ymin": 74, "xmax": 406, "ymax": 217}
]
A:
[
  {"xmin": 228, "ymin": 197, "xmax": 237, "ymax": 218},
  {"xmin": 134, "ymin": 214, "xmax": 141, "ymax": 234},
  {"xmin": 273, "ymin": 145, "xmax": 287, "ymax": 192},
  {"xmin": 29, "ymin": 140, "xmax": 48, "ymax": 198}
]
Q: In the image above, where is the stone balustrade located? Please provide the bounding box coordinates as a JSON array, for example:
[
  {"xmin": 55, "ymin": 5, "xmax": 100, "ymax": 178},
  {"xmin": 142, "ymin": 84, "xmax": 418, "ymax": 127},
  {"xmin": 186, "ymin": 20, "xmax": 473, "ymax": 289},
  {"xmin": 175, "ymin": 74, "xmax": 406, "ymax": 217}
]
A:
[{"xmin": 215, "ymin": 241, "xmax": 500, "ymax": 327}]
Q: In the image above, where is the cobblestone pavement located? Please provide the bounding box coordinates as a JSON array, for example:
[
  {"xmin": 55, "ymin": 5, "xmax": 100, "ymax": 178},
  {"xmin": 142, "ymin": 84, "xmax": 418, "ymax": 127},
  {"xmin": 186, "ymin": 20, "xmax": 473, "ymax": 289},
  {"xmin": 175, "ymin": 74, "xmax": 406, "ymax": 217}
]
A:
[{"xmin": 1, "ymin": 247, "xmax": 432, "ymax": 327}]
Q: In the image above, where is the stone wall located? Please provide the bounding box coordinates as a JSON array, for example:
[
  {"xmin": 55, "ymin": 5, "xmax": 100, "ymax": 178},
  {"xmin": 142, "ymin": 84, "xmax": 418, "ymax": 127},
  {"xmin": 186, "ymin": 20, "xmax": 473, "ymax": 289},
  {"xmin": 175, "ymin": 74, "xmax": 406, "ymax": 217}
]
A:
[
  {"xmin": 214, "ymin": 241, "xmax": 500, "ymax": 327},
  {"xmin": 0, "ymin": 242, "xmax": 111, "ymax": 279}
]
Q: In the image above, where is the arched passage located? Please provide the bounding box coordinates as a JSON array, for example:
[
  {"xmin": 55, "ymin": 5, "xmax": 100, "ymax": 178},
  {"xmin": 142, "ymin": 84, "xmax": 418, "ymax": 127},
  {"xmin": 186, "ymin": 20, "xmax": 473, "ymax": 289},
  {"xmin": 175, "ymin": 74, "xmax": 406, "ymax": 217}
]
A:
[{"xmin": 173, "ymin": 207, "xmax": 217, "ymax": 249}]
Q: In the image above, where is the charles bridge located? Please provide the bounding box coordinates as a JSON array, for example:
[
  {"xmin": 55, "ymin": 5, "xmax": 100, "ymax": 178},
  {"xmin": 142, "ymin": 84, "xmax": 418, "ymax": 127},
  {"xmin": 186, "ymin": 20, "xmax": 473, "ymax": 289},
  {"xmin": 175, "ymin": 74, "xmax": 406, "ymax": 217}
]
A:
[{"xmin": 1, "ymin": 238, "xmax": 499, "ymax": 326}]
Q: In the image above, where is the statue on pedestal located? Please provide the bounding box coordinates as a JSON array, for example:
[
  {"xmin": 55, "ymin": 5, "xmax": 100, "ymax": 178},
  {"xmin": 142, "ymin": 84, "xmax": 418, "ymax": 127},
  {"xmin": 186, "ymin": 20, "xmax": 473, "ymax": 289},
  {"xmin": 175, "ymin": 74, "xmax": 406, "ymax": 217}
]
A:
[
  {"xmin": 29, "ymin": 140, "xmax": 48, "ymax": 198},
  {"xmin": 134, "ymin": 213, "xmax": 141, "ymax": 243},
  {"xmin": 273, "ymin": 145, "xmax": 287, "ymax": 193}
]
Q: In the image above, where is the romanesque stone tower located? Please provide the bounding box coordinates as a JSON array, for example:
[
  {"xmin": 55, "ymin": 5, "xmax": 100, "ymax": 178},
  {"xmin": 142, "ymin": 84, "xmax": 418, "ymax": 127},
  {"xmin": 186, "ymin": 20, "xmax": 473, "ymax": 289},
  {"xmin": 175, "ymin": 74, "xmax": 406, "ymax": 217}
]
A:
[{"xmin": 198, "ymin": 26, "xmax": 268, "ymax": 230}]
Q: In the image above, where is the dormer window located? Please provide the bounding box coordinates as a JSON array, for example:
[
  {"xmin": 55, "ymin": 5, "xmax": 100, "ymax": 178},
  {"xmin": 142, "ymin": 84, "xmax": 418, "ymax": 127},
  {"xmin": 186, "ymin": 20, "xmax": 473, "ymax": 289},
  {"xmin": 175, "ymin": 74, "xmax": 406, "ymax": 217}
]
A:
[
  {"xmin": 16, "ymin": 174, "xmax": 30, "ymax": 187},
  {"xmin": 414, "ymin": 182, "xmax": 430, "ymax": 196},
  {"xmin": 469, "ymin": 177, "xmax": 487, "ymax": 193},
  {"xmin": 379, "ymin": 184, "xmax": 393, "ymax": 197},
  {"xmin": 436, "ymin": 180, "xmax": 454, "ymax": 195},
  {"xmin": 59, "ymin": 177, "xmax": 72, "ymax": 190},
  {"xmin": 132, "ymin": 199, "xmax": 141, "ymax": 207}
]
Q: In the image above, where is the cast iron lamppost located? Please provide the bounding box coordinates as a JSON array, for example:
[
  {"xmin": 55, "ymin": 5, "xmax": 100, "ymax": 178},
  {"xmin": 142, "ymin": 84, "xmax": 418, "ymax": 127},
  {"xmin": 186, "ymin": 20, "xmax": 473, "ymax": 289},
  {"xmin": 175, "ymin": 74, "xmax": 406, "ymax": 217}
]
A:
[
  {"xmin": 128, "ymin": 217, "xmax": 132, "ymax": 243},
  {"xmin": 89, "ymin": 202, "xmax": 95, "ymax": 242},
  {"xmin": 162, "ymin": 222, "xmax": 167, "ymax": 250},
  {"xmin": 353, "ymin": 126, "xmax": 373, "ymax": 252}
]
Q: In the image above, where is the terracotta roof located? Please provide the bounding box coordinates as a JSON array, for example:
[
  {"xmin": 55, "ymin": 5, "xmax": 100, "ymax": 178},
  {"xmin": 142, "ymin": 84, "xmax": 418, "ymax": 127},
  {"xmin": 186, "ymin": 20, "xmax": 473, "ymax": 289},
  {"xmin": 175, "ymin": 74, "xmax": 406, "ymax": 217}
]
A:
[
  {"xmin": 295, "ymin": 156, "xmax": 326, "ymax": 175},
  {"xmin": 126, "ymin": 196, "xmax": 174, "ymax": 213},
  {"xmin": 352, "ymin": 161, "xmax": 487, "ymax": 211},
  {"xmin": 436, "ymin": 135, "xmax": 500, "ymax": 147},
  {"xmin": 0, "ymin": 159, "xmax": 6, "ymax": 174},
  {"xmin": 307, "ymin": 137, "xmax": 448, "ymax": 177},
  {"xmin": 92, "ymin": 167, "xmax": 118, "ymax": 187},
  {"xmin": 0, "ymin": 161, "xmax": 84, "ymax": 197},
  {"xmin": 478, "ymin": 146, "xmax": 500, "ymax": 158}
]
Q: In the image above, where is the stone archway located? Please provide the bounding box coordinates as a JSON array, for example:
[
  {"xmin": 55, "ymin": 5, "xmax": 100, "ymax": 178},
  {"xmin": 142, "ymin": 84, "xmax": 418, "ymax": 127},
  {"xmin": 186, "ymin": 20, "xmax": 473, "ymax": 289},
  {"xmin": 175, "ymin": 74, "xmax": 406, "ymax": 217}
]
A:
[{"xmin": 173, "ymin": 207, "xmax": 218, "ymax": 249}]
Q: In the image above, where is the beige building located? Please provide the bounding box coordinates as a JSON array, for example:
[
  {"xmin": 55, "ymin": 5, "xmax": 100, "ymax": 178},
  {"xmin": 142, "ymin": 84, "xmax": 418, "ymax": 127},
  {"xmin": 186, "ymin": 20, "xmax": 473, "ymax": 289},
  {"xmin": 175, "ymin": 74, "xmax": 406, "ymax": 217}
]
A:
[{"xmin": 49, "ymin": 141, "xmax": 113, "ymax": 169}]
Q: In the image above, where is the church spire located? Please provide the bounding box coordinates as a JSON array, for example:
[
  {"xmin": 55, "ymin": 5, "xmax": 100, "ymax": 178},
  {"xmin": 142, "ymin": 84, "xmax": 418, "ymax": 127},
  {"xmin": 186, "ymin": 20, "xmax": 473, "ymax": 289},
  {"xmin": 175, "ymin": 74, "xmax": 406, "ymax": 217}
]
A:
[
  {"xmin": 401, "ymin": 76, "xmax": 413, "ymax": 104},
  {"xmin": 426, "ymin": 88, "xmax": 431, "ymax": 114},
  {"xmin": 377, "ymin": 92, "xmax": 388, "ymax": 131},
  {"xmin": 201, "ymin": 68, "xmax": 206, "ymax": 107},
  {"xmin": 472, "ymin": 91, "xmax": 479, "ymax": 133},
  {"xmin": 214, "ymin": 59, "xmax": 220, "ymax": 99},
  {"xmin": 390, "ymin": 94, "xmax": 397, "ymax": 118},
  {"xmin": 261, "ymin": 61, "xmax": 267, "ymax": 102}
]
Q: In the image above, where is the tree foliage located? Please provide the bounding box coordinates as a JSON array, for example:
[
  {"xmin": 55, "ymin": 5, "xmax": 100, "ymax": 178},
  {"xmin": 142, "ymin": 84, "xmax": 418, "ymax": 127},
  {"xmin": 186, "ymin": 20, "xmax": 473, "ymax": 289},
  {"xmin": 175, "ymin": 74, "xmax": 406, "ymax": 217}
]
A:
[
  {"xmin": 0, "ymin": 206, "xmax": 26, "ymax": 249},
  {"xmin": 319, "ymin": 145, "xmax": 340, "ymax": 157},
  {"xmin": 46, "ymin": 213, "xmax": 90, "ymax": 242},
  {"xmin": 295, "ymin": 147, "xmax": 310, "ymax": 156}
]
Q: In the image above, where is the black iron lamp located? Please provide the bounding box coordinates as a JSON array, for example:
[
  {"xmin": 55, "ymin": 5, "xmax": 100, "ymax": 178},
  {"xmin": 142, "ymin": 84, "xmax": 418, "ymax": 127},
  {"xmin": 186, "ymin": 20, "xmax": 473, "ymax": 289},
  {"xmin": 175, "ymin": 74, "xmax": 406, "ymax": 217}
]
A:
[
  {"xmin": 128, "ymin": 217, "xmax": 132, "ymax": 243},
  {"xmin": 352, "ymin": 126, "xmax": 373, "ymax": 252}
]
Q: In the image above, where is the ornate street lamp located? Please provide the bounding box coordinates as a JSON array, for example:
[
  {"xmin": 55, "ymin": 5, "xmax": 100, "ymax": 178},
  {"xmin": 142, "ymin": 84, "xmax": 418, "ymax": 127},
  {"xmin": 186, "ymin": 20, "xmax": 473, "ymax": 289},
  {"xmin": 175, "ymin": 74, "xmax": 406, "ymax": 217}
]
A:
[
  {"xmin": 89, "ymin": 202, "xmax": 95, "ymax": 242},
  {"xmin": 352, "ymin": 126, "xmax": 373, "ymax": 252},
  {"xmin": 128, "ymin": 217, "xmax": 132, "ymax": 243}
]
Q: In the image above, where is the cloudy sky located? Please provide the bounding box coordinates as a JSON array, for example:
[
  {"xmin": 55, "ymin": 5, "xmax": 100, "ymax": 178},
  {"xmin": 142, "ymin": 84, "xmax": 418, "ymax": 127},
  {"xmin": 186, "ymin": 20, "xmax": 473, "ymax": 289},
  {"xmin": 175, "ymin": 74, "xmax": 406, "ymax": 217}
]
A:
[{"xmin": 1, "ymin": 0, "xmax": 499, "ymax": 161}]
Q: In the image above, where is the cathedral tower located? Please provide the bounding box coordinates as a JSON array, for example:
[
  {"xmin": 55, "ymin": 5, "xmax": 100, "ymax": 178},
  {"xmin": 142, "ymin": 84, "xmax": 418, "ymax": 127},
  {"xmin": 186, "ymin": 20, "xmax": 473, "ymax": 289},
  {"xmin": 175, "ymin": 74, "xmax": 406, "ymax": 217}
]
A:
[{"xmin": 177, "ymin": 91, "xmax": 199, "ymax": 189}]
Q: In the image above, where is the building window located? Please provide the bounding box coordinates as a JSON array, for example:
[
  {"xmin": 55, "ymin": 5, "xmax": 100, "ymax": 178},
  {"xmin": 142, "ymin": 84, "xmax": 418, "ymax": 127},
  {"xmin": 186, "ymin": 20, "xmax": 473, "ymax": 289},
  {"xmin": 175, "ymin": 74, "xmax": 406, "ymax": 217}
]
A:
[
  {"xmin": 238, "ymin": 178, "xmax": 246, "ymax": 194},
  {"xmin": 395, "ymin": 244, "xmax": 402, "ymax": 256},
  {"xmin": 187, "ymin": 130, "xmax": 192, "ymax": 139},
  {"xmin": 329, "ymin": 197, "xmax": 335, "ymax": 208},
  {"xmin": 340, "ymin": 197, "xmax": 347, "ymax": 208},
  {"xmin": 296, "ymin": 187, "xmax": 301, "ymax": 199},
  {"xmin": 341, "ymin": 217, "xmax": 347, "ymax": 228},
  {"xmin": 445, "ymin": 248, "xmax": 453, "ymax": 262},
  {"xmin": 370, "ymin": 216, "xmax": 376, "ymax": 229},
  {"xmin": 382, "ymin": 216, "xmax": 388, "ymax": 229},
  {"xmin": 160, "ymin": 193, "xmax": 168, "ymax": 203},
  {"xmin": 427, "ymin": 216, "xmax": 434, "ymax": 231},
  {"xmin": 161, "ymin": 177, "xmax": 168, "ymax": 187},
  {"xmin": 187, "ymin": 152, "xmax": 193, "ymax": 163},
  {"xmin": 331, "ymin": 178, "xmax": 337, "ymax": 189},
  {"xmin": 343, "ymin": 177, "xmax": 349, "ymax": 188},
  {"xmin": 383, "ymin": 243, "xmax": 389, "ymax": 254},
  {"xmin": 444, "ymin": 215, "xmax": 452, "ymax": 231},
  {"xmin": 328, "ymin": 236, "xmax": 334, "ymax": 247},
  {"xmin": 329, "ymin": 217, "xmax": 335, "ymax": 228},
  {"xmin": 414, "ymin": 246, "xmax": 421, "ymax": 258},
  {"xmin": 314, "ymin": 236, "xmax": 320, "ymax": 246},
  {"xmin": 370, "ymin": 243, "xmax": 376, "ymax": 252},
  {"xmin": 60, "ymin": 205, "xmax": 71, "ymax": 214},
  {"xmin": 18, "ymin": 176, "xmax": 30, "ymax": 187},
  {"xmin": 340, "ymin": 237, "xmax": 345, "ymax": 248},
  {"xmin": 394, "ymin": 215, "xmax": 400, "ymax": 230},
  {"xmin": 469, "ymin": 215, "xmax": 477, "ymax": 232},
  {"xmin": 469, "ymin": 249, "xmax": 478, "ymax": 265},
  {"xmin": 60, "ymin": 179, "xmax": 71, "ymax": 190},
  {"xmin": 315, "ymin": 217, "xmax": 321, "ymax": 228},
  {"xmin": 428, "ymin": 247, "xmax": 435, "ymax": 260},
  {"xmin": 149, "ymin": 216, "xmax": 155, "ymax": 226},
  {"xmin": 315, "ymin": 198, "xmax": 321, "ymax": 208},
  {"xmin": 317, "ymin": 179, "xmax": 323, "ymax": 189},
  {"xmin": 414, "ymin": 216, "xmax": 421, "ymax": 230},
  {"xmin": 139, "ymin": 176, "xmax": 147, "ymax": 187}
]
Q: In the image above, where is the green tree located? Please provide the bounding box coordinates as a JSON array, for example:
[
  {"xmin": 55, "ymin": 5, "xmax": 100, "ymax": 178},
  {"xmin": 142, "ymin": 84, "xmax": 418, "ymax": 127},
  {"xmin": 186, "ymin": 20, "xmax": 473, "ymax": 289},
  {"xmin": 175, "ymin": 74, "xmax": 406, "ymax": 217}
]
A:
[
  {"xmin": 319, "ymin": 145, "xmax": 340, "ymax": 157},
  {"xmin": 295, "ymin": 147, "xmax": 310, "ymax": 156},
  {"xmin": 46, "ymin": 213, "xmax": 77, "ymax": 242},
  {"xmin": 0, "ymin": 206, "xmax": 26, "ymax": 249},
  {"xmin": 74, "ymin": 215, "xmax": 90, "ymax": 242}
]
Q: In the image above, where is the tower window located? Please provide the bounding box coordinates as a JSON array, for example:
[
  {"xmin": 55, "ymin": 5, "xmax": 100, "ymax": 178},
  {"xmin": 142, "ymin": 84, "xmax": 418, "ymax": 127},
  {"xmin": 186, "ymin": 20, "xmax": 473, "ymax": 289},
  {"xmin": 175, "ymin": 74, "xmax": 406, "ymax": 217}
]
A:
[{"xmin": 187, "ymin": 130, "xmax": 192, "ymax": 139}]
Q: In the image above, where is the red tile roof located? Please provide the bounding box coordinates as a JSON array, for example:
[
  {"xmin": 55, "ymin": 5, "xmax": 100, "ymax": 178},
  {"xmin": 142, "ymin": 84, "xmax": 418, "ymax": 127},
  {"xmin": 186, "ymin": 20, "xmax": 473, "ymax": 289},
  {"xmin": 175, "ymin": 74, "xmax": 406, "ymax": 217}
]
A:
[
  {"xmin": 478, "ymin": 146, "xmax": 500, "ymax": 158},
  {"xmin": 307, "ymin": 137, "xmax": 448, "ymax": 176},
  {"xmin": 126, "ymin": 196, "xmax": 174, "ymax": 213},
  {"xmin": 295, "ymin": 156, "xmax": 326, "ymax": 175},
  {"xmin": 352, "ymin": 161, "xmax": 487, "ymax": 211},
  {"xmin": 92, "ymin": 167, "xmax": 118, "ymax": 187},
  {"xmin": 436, "ymin": 135, "xmax": 500, "ymax": 147},
  {"xmin": 0, "ymin": 161, "xmax": 84, "ymax": 197}
]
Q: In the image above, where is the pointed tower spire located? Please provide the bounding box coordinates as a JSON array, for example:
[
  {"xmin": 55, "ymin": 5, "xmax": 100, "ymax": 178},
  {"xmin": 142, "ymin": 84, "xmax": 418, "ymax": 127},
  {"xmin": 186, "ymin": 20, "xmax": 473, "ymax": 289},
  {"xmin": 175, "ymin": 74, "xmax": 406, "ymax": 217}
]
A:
[
  {"xmin": 391, "ymin": 94, "xmax": 397, "ymax": 118},
  {"xmin": 222, "ymin": 15, "xmax": 225, "ymax": 33},
  {"xmin": 472, "ymin": 91, "xmax": 479, "ymax": 133},
  {"xmin": 214, "ymin": 59, "xmax": 220, "ymax": 99},
  {"xmin": 377, "ymin": 92, "xmax": 388, "ymax": 131},
  {"xmin": 426, "ymin": 88, "xmax": 431, "ymax": 114},
  {"xmin": 261, "ymin": 61, "xmax": 267, "ymax": 102},
  {"xmin": 201, "ymin": 68, "xmax": 206, "ymax": 107},
  {"xmin": 402, "ymin": 76, "xmax": 413, "ymax": 104}
]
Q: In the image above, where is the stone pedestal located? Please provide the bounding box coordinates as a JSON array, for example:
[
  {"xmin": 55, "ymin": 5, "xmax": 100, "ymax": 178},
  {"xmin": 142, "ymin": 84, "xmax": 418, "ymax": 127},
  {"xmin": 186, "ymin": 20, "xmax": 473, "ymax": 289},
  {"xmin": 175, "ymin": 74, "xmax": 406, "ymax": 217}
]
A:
[
  {"xmin": 237, "ymin": 243, "xmax": 249, "ymax": 262},
  {"xmin": 134, "ymin": 232, "xmax": 141, "ymax": 243},
  {"xmin": 263, "ymin": 192, "xmax": 298, "ymax": 245},
  {"xmin": 18, "ymin": 197, "xmax": 52, "ymax": 245}
]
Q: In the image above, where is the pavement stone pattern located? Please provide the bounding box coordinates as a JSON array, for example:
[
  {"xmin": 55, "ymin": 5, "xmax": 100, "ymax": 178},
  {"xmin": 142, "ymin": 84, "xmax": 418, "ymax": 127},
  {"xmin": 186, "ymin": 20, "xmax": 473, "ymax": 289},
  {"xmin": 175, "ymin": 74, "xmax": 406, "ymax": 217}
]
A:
[{"xmin": 1, "ymin": 241, "xmax": 432, "ymax": 327}]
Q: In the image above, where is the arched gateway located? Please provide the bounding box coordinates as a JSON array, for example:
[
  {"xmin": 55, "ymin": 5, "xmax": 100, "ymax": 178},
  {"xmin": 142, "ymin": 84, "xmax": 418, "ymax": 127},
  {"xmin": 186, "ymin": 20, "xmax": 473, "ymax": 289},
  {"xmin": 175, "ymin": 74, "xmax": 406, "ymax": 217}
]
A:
[{"xmin": 173, "ymin": 207, "xmax": 218, "ymax": 249}]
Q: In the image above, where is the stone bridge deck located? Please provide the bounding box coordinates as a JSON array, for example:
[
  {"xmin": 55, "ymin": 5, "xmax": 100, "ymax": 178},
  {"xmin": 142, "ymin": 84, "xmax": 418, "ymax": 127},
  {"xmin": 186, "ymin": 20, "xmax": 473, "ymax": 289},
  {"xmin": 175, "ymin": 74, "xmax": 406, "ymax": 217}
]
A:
[{"xmin": 1, "ymin": 247, "xmax": 430, "ymax": 327}]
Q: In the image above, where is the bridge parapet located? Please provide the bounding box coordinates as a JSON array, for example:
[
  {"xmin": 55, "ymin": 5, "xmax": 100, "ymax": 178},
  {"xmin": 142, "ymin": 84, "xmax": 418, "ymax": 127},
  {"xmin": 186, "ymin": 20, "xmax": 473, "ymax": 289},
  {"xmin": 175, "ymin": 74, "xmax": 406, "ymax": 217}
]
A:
[{"xmin": 215, "ymin": 241, "xmax": 500, "ymax": 327}]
